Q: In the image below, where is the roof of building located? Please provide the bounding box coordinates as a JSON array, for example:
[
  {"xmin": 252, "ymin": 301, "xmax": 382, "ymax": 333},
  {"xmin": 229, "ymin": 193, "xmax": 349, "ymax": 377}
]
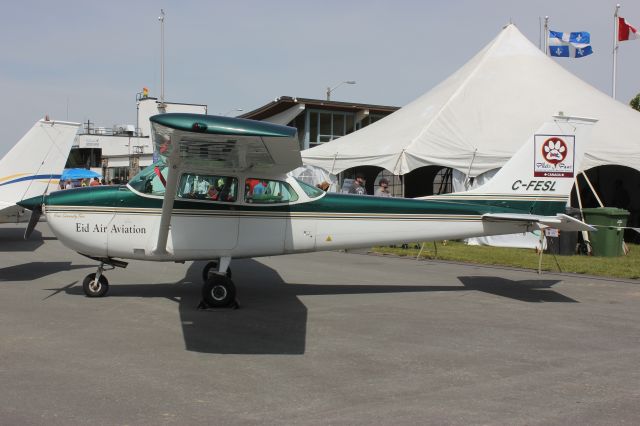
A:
[{"xmin": 240, "ymin": 96, "xmax": 399, "ymax": 121}]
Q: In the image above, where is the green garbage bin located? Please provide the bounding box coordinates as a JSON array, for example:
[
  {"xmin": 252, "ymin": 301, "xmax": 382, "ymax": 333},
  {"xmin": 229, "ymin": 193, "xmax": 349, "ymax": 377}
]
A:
[{"xmin": 582, "ymin": 207, "xmax": 630, "ymax": 257}]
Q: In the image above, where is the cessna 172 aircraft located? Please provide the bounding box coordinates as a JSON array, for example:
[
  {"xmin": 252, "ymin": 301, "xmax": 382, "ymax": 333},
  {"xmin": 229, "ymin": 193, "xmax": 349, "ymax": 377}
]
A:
[
  {"xmin": 19, "ymin": 113, "xmax": 596, "ymax": 308},
  {"xmin": 0, "ymin": 118, "xmax": 79, "ymax": 223}
]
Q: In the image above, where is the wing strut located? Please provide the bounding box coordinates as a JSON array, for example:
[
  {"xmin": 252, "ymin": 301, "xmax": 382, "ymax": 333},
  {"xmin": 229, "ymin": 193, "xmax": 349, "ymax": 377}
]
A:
[{"xmin": 153, "ymin": 157, "xmax": 181, "ymax": 255}]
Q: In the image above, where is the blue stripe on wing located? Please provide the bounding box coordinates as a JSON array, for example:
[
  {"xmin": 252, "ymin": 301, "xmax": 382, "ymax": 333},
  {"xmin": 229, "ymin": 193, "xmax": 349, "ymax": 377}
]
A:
[{"xmin": 0, "ymin": 174, "xmax": 61, "ymax": 187}]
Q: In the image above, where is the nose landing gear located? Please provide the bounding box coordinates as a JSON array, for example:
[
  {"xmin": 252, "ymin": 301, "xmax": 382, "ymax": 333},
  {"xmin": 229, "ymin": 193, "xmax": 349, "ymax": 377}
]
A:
[
  {"xmin": 82, "ymin": 272, "xmax": 109, "ymax": 297},
  {"xmin": 80, "ymin": 256, "xmax": 128, "ymax": 298}
]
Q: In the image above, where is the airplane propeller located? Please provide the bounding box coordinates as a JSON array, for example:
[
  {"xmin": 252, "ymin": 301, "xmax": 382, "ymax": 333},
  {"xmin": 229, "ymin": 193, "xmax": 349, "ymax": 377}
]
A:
[{"xmin": 24, "ymin": 204, "xmax": 42, "ymax": 240}]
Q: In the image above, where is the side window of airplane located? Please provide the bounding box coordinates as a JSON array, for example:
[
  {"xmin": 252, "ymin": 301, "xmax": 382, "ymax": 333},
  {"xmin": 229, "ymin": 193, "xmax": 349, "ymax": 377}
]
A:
[
  {"xmin": 244, "ymin": 178, "xmax": 299, "ymax": 204},
  {"xmin": 177, "ymin": 173, "xmax": 238, "ymax": 202}
]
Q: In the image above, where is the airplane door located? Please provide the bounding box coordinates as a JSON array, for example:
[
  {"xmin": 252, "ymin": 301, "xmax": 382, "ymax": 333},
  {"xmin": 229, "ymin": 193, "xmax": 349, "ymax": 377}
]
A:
[
  {"xmin": 169, "ymin": 203, "xmax": 239, "ymax": 257},
  {"xmin": 163, "ymin": 172, "xmax": 241, "ymax": 258}
]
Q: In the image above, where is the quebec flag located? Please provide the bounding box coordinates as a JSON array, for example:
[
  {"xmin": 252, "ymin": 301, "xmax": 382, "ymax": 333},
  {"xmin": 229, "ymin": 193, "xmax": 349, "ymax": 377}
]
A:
[{"xmin": 549, "ymin": 30, "xmax": 593, "ymax": 58}]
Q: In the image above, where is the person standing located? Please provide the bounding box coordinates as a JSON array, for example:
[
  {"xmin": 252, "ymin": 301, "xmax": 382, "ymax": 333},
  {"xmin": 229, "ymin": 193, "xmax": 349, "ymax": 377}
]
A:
[
  {"xmin": 89, "ymin": 177, "xmax": 100, "ymax": 186},
  {"xmin": 375, "ymin": 178, "xmax": 392, "ymax": 197},
  {"xmin": 348, "ymin": 173, "xmax": 367, "ymax": 195}
]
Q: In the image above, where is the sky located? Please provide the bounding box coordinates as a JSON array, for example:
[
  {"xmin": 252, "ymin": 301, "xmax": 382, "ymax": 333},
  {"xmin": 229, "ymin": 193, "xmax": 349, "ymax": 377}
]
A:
[{"xmin": 1, "ymin": 0, "xmax": 639, "ymax": 157}]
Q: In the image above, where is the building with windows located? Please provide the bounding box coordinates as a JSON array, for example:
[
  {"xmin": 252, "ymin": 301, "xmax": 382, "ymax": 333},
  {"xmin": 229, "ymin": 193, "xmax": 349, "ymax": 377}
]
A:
[
  {"xmin": 66, "ymin": 96, "xmax": 206, "ymax": 183},
  {"xmin": 240, "ymin": 96, "xmax": 398, "ymax": 151}
]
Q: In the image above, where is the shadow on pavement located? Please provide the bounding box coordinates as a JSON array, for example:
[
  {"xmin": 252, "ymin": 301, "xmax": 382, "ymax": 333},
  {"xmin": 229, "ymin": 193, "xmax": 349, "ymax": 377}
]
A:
[
  {"xmin": 51, "ymin": 259, "xmax": 467, "ymax": 355},
  {"xmin": 43, "ymin": 261, "xmax": 577, "ymax": 354},
  {"xmin": 0, "ymin": 227, "xmax": 52, "ymax": 252},
  {"xmin": 0, "ymin": 262, "xmax": 93, "ymax": 281},
  {"xmin": 458, "ymin": 276, "xmax": 577, "ymax": 303}
]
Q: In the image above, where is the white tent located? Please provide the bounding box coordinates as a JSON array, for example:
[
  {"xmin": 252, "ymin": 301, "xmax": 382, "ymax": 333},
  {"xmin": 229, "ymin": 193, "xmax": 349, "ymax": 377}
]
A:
[{"xmin": 302, "ymin": 24, "xmax": 640, "ymax": 177}]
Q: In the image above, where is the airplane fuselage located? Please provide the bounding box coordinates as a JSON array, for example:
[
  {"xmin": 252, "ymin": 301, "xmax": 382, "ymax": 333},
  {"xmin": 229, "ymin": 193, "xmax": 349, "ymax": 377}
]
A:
[{"xmin": 41, "ymin": 178, "xmax": 565, "ymax": 262}]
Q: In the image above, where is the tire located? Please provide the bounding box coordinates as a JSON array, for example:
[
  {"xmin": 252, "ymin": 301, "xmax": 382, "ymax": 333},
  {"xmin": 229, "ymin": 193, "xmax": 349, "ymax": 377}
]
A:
[
  {"xmin": 202, "ymin": 275, "xmax": 236, "ymax": 308},
  {"xmin": 82, "ymin": 273, "xmax": 109, "ymax": 298},
  {"xmin": 202, "ymin": 261, "xmax": 232, "ymax": 282}
]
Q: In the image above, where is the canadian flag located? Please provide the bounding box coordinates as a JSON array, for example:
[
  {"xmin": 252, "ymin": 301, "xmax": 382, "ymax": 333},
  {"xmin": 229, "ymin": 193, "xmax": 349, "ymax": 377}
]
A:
[{"xmin": 619, "ymin": 17, "xmax": 639, "ymax": 41}]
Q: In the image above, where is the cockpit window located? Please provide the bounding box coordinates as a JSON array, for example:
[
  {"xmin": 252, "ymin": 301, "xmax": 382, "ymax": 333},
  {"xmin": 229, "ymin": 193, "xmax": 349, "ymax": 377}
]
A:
[
  {"xmin": 295, "ymin": 179, "xmax": 325, "ymax": 198},
  {"xmin": 178, "ymin": 173, "xmax": 237, "ymax": 202},
  {"xmin": 245, "ymin": 178, "xmax": 298, "ymax": 204},
  {"xmin": 128, "ymin": 160, "xmax": 168, "ymax": 196}
]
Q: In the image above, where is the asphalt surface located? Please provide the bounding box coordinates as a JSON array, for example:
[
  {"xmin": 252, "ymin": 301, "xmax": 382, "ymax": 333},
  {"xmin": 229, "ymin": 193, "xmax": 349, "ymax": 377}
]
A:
[{"xmin": 1, "ymin": 222, "xmax": 639, "ymax": 425}]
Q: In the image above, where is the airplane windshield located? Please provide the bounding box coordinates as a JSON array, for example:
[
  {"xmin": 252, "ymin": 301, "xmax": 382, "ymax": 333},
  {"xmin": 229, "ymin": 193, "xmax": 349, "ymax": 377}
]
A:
[
  {"xmin": 128, "ymin": 160, "xmax": 168, "ymax": 196},
  {"xmin": 295, "ymin": 179, "xmax": 325, "ymax": 198}
]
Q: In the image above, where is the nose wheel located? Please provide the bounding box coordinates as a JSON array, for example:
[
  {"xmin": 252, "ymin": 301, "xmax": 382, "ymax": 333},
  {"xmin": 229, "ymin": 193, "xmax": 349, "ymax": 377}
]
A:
[
  {"xmin": 82, "ymin": 273, "xmax": 109, "ymax": 297},
  {"xmin": 81, "ymin": 260, "xmax": 119, "ymax": 298}
]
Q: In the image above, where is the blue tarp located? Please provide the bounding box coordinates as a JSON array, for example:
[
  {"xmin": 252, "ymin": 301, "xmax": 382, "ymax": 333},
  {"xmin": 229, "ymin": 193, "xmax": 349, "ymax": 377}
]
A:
[{"xmin": 60, "ymin": 168, "xmax": 101, "ymax": 181}]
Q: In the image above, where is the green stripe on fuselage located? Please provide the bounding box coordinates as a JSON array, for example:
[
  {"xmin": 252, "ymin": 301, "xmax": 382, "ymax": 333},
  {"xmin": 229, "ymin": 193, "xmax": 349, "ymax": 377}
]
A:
[{"xmin": 39, "ymin": 186, "xmax": 565, "ymax": 216}]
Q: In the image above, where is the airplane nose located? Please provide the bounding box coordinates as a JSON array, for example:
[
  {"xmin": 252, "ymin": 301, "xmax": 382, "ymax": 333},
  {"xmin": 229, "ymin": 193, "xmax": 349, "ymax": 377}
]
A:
[{"xmin": 17, "ymin": 194, "xmax": 47, "ymax": 211}]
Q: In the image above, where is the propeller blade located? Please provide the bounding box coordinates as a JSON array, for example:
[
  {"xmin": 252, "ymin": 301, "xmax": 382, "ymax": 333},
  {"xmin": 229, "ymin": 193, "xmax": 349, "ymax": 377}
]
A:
[{"xmin": 24, "ymin": 205, "xmax": 42, "ymax": 240}]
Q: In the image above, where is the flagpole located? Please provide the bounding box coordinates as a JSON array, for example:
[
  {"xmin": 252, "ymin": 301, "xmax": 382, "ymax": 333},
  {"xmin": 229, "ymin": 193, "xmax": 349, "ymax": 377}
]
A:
[
  {"xmin": 539, "ymin": 17, "xmax": 542, "ymax": 50},
  {"xmin": 613, "ymin": 4, "xmax": 620, "ymax": 99},
  {"xmin": 544, "ymin": 16, "xmax": 549, "ymax": 55}
]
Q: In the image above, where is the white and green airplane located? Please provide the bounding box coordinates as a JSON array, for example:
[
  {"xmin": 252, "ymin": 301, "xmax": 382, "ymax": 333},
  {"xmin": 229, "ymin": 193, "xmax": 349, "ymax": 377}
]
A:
[{"xmin": 19, "ymin": 113, "xmax": 596, "ymax": 308}]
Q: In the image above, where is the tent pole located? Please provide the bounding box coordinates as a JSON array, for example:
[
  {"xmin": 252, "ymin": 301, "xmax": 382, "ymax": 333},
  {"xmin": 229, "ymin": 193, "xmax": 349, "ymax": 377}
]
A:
[
  {"xmin": 574, "ymin": 176, "xmax": 585, "ymax": 218},
  {"xmin": 574, "ymin": 175, "xmax": 593, "ymax": 255},
  {"xmin": 330, "ymin": 153, "xmax": 338, "ymax": 174},
  {"xmin": 537, "ymin": 230, "xmax": 545, "ymax": 274},
  {"xmin": 581, "ymin": 171, "xmax": 604, "ymax": 207},
  {"xmin": 464, "ymin": 149, "xmax": 478, "ymax": 189},
  {"xmin": 613, "ymin": 4, "xmax": 620, "ymax": 98},
  {"xmin": 392, "ymin": 150, "xmax": 406, "ymax": 198}
]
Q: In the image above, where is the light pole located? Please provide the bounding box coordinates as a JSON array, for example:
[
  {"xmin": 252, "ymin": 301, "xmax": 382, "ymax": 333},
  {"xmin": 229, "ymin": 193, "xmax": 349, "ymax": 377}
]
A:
[
  {"xmin": 326, "ymin": 80, "xmax": 356, "ymax": 101},
  {"xmin": 158, "ymin": 9, "xmax": 166, "ymax": 108}
]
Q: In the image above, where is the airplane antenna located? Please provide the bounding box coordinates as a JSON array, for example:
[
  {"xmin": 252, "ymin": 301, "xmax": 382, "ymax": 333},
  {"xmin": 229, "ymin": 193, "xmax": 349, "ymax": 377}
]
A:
[{"xmin": 158, "ymin": 9, "xmax": 166, "ymax": 109}]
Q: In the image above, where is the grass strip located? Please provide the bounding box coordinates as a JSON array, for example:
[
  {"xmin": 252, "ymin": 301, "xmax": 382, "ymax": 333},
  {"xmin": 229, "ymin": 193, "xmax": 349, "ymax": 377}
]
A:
[{"xmin": 372, "ymin": 241, "xmax": 640, "ymax": 280}]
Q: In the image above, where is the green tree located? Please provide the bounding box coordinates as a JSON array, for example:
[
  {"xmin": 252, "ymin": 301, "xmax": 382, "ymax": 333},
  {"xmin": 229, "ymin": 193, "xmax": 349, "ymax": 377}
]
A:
[{"xmin": 630, "ymin": 93, "xmax": 640, "ymax": 111}]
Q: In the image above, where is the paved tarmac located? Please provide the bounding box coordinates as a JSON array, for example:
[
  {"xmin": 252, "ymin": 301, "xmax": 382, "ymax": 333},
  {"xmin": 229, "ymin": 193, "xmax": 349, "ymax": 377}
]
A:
[{"xmin": 1, "ymin": 222, "xmax": 639, "ymax": 425}]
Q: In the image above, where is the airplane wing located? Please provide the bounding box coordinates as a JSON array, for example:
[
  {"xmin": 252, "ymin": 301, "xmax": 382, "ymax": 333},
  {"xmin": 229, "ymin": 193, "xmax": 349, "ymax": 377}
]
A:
[
  {"xmin": 482, "ymin": 213, "xmax": 596, "ymax": 232},
  {"xmin": 148, "ymin": 113, "xmax": 301, "ymax": 255},
  {"xmin": 149, "ymin": 113, "xmax": 302, "ymax": 175},
  {"xmin": 0, "ymin": 119, "xmax": 80, "ymax": 223}
]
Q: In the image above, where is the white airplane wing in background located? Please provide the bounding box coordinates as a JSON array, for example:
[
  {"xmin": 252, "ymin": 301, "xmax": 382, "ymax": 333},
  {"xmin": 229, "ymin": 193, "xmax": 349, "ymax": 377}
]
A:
[{"xmin": 0, "ymin": 118, "xmax": 80, "ymax": 223}]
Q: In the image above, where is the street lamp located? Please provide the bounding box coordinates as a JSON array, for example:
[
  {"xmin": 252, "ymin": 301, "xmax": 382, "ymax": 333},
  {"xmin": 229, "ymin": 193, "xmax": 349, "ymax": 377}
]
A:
[{"xmin": 326, "ymin": 80, "xmax": 356, "ymax": 101}]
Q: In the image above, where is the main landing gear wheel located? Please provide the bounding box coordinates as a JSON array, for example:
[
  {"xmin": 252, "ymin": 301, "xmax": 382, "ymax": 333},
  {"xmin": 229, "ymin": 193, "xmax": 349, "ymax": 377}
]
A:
[
  {"xmin": 202, "ymin": 275, "xmax": 236, "ymax": 308},
  {"xmin": 202, "ymin": 261, "xmax": 232, "ymax": 282},
  {"xmin": 82, "ymin": 273, "xmax": 109, "ymax": 298}
]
